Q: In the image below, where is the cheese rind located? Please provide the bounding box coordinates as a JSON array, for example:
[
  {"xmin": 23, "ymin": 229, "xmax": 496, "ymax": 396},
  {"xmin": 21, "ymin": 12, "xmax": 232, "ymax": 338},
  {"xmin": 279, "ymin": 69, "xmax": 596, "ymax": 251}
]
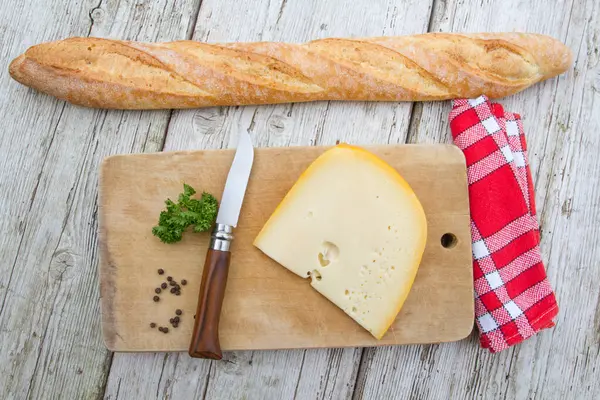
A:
[{"xmin": 253, "ymin": 144, "xmax": 427, "ymax": 339}]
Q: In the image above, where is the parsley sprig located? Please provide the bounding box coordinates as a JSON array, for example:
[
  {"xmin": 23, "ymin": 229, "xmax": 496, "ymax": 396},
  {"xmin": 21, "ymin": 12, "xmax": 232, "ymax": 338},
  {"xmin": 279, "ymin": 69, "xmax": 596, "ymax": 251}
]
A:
[{"xmin": 152, "ymin": 183, "xmax": 218, "ymax": 244}]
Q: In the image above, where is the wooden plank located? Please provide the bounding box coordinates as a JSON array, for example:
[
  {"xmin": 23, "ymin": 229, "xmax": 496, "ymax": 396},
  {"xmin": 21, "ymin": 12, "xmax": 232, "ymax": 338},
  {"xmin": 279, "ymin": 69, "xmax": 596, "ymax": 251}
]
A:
[
  {"xmin": 0, "ymin": 0, "xmax": 202, "ymax": 399},
  {"xmin": 99, "ymin": 144, "xmax": 472, "ymax": 351},
  {"xmin": 295, "ymin": 347, "xmax": 363, "ymax": 399},
  {"xmin": 0, "ymin": 1, "xmax": 103, "ymax": 398},
  {"xmin": 355, "ymin": 0, "xmax": 600, "ymax": 399},
  {"xmin": 104, "ymin": 1, "xmax": 435, "ymax": 399},
  {"xmin": 104, "ymin": 352, "xmax": 211, "ymax": 400}
]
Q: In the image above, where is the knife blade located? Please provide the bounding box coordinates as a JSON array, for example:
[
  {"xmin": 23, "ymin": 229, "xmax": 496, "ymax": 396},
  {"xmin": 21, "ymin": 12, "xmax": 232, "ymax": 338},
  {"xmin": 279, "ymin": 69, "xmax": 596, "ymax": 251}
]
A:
[
  {"xmin": 188, "ymin": 131, "xmax": 254, "ymax": 360},
  {"xmin": 215, "ymin": 130, "xmax": 254, "ymax": 227}
]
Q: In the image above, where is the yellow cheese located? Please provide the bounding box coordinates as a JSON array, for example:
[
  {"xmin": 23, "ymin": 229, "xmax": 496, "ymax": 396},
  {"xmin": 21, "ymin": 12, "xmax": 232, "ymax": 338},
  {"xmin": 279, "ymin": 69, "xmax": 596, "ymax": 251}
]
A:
[{"xmin": 253, "ymin": 144, "xmax": 427, "ymax": 339}]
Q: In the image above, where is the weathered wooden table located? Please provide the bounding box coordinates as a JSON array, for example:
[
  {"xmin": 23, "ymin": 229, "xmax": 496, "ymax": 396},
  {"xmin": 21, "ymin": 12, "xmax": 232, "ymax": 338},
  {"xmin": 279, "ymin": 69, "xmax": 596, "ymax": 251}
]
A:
[{"xmin": 1, "ymin": 0, "xmax": 598, "ymax": 399}]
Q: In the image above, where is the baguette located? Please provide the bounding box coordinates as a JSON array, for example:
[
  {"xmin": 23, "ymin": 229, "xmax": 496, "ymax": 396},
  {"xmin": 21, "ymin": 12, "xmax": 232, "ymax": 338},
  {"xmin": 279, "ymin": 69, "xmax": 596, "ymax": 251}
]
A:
[{"xmin": 8, "ymin": 33, "xmax": 572, "ymax": 109}]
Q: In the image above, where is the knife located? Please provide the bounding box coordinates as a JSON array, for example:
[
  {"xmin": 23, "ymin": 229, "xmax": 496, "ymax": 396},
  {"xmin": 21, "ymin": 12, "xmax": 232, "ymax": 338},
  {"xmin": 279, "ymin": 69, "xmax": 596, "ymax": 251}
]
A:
[{"xmin": 188, "ymin": 131, "xmax": 254, "ymax": 360}]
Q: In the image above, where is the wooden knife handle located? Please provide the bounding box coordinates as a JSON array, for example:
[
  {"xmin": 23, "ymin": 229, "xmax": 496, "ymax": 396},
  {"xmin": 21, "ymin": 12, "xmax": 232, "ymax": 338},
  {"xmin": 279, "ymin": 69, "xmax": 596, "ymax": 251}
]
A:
[{"xmin": 188, "ymin": 248, "xmax": 231, "ymax": 359}]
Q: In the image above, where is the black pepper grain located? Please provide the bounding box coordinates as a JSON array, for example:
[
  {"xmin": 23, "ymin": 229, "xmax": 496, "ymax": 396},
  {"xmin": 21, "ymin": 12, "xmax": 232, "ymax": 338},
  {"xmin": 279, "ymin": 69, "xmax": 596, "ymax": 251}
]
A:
[
  {"xmin": 158, "ymin": 269, "xmax": 164, "ymax": 275},
  {"xmin": 175, "ymin": 309, "xmax": 182, "ymax": 316},
  {"xmin": 155, "ymin": 288, "xmax": 161, "ymax": 294},
  {"xmin": 150, "ymin": 322, "xmax": 156, "ymax": 328},
  {"xmin": 174, "ymin": 316, "xmax": 180, "ymax": 323},
  {"xmin": 153, "ymin": 295, "xmax": 160, "ymax": 302},
  {"xmin": 169, "ymin": 280, "xmax": 176, "ymax": 286},
  {"xmin": 163, "ymin": 328, "xmax": 169, "ymax": 333},
  {"xmin": 181, "ymin": 279, "xmax": 187, "ymax": 286},
  {"xmin": 167, "ymin": 276, "xmax": 172, "ymax": 281},
  {"xmin": 170, "ymin": 287, "xmax": 176, "ymax": 294},
  {"xmin": 161, "ymin": 283, "xmax": 167, "ymax": 289},
  {"xmin": 158, "ymin": 327, "xmax": 164, "ymax": 332},
  {"xmin": 175, "ymin": 291, "xmax": 181, "ymax": 296},
  {"xmin": 169, "ymin": 318, "xmax": 174, "ymax": 323}
]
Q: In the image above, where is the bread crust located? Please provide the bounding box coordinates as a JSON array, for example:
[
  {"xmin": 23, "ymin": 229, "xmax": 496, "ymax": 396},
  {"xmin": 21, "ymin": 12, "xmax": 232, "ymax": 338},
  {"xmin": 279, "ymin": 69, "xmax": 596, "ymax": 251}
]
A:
[{"xmin": 9, "ymin": 33, "xmax": 573, "ymax": 109}]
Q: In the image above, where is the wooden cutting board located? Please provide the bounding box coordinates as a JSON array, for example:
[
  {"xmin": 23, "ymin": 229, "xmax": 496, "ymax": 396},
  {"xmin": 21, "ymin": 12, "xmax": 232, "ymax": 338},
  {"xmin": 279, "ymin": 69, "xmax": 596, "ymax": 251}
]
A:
[{"xmin": 99, "ymin": 144, "xmax": 474, "ymax": 352}]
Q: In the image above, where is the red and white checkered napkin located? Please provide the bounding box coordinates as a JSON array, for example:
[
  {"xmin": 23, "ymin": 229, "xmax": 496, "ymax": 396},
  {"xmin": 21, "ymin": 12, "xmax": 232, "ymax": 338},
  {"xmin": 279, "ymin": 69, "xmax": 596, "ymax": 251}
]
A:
[{"xmin": 448, "ymin": 95, "xmax": 558, "ymax": 352}]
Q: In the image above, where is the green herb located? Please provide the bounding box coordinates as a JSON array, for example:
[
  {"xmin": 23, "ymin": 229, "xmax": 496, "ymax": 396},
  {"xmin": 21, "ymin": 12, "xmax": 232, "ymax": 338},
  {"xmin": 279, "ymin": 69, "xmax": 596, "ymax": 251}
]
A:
[{"xmin": 152, "ymin": 183, "xmax": 218, "ymax": 244}]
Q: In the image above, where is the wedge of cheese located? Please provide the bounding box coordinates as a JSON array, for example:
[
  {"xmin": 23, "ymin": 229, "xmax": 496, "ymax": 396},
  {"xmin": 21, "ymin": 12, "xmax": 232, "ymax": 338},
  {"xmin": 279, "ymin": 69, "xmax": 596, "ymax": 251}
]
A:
[{"xmin": 253, "ymin": 144, "xmax": 427, "ymax": 339}]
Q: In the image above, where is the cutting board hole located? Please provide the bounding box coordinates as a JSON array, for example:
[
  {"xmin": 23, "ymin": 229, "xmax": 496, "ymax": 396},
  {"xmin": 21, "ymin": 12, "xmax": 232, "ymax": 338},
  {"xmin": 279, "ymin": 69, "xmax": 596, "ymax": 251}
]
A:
[{"xmin": 441, "ymin": 233, "xmax": 458, "ymax": 249}]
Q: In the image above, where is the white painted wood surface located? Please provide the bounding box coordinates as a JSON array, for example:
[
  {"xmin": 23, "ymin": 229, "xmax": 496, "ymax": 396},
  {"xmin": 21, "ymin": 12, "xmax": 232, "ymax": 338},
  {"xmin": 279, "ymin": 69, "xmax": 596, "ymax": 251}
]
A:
[
  {"xmin": 0, "ymin": 1, "xmax": 201, "ymax": 399},
  {"xmin": 0, "ymin": 0, "xmax": 598, "ymax": 399}
]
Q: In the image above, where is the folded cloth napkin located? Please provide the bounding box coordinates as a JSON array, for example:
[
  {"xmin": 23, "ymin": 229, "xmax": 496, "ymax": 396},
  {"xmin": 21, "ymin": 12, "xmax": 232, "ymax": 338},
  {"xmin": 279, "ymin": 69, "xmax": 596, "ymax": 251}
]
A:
[{"xmin": 448, "ymin": 95, "xmax": 558, "ymax": 352}]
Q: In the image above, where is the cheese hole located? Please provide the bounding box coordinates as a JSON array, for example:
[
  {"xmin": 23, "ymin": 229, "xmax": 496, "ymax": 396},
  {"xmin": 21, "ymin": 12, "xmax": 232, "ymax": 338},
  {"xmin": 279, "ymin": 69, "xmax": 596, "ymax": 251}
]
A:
[
  {"xmin": 352, "ymin": 307, "xmax": 357, "ymax": 312},
  {"xmin": 391, "ymin": 266, "xmax": 395, "ymax": 270},
  {"xmin": 311, "ymin": 270, "xmax": 322, "ymax": 281},
  {"xmin": 360, "ymin": 265, "xmax": 368, "ymax": 277},
  {"xmin": 344, "ymin": 289, "xmax": 349, "ymax": 296},
  {"xmin": 318, "ymin": 241, "xmax": 339, "ymax": 267},
  {"xmin": 318, "ymin": 253, "xmax": 330, "ymax": 267},
  {"xmin": 441, "ymin": 233, "xmax": 458, "ymax": 249}
]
